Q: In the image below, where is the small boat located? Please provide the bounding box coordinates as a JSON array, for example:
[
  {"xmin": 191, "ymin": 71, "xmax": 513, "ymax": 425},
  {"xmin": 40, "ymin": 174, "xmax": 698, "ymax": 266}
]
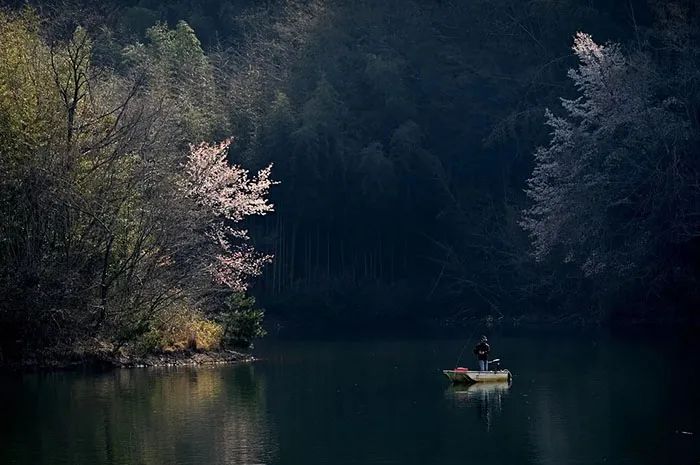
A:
[
  {"xmin": 442, "ymin": 358, "xmax": 512, "ymax": 384},
  {"xmin": 443, "ymin": 366, "xmax": 512, "ymax": 384}
]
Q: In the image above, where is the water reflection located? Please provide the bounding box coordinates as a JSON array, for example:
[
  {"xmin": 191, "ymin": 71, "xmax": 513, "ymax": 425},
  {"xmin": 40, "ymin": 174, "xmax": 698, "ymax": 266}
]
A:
[
  {"xmin": 446, "ymin": 382, "xmax": 510, "ymax": 431},
  {"xmin": 1, "ymin": 364, "xmax": 276, "ymax": 465},
  {"xmin": 4, "ymin": 337, "xmax": 698, "ymax": 465}
]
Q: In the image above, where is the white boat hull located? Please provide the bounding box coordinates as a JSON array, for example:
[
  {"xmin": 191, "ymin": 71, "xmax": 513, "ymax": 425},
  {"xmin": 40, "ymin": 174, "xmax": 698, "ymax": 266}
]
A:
[{"xmin": 443, "ymin": 369, "xmax": 511, "ymax": 384}]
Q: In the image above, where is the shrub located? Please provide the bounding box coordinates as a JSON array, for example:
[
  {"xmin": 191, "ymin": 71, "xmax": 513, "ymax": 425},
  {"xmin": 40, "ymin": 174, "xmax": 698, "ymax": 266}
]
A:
[
  {"xmin": 220, "ymin": 293, "xmax": 266, "ymax": 348},
  {"xmin": 137, "ymin": 305, "xmax": 224, "ymax": 353}
]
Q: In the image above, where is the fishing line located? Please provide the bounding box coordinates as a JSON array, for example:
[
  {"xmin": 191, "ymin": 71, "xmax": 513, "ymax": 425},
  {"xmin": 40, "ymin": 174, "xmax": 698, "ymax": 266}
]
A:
[{"xmin": 453, "ymin": 323, "xmax": 481, "ymax": 368}]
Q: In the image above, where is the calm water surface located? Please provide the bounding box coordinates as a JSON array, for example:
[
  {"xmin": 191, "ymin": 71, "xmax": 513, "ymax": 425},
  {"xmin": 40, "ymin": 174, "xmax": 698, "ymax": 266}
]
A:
[{"xmin": 2, "ymin": 335, "xmax": 698, "ymax": 464}]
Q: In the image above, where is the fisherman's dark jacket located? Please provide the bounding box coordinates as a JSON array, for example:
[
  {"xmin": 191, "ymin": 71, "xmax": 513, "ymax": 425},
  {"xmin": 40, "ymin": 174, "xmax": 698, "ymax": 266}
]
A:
[{"xmin": 473, "ymin": 342, "xmax": 490, "ymax": 360}]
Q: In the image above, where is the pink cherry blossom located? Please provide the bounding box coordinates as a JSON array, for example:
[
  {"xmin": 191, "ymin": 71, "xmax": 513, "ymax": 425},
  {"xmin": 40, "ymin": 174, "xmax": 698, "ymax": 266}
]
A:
[{"xmin": 184, "ymin": 138, "xmax": 276, "ymax": 290}]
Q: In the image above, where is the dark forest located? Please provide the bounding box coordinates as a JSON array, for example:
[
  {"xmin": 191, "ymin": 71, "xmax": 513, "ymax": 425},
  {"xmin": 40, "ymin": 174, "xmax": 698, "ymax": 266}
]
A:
[{"xmin": 1, "ymin": 0, "xmax": 699, "ymax": 361}]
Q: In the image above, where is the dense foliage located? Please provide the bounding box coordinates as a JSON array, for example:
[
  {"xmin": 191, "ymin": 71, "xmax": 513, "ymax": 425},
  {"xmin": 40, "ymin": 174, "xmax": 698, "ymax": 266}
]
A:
[
  {"xmin": 0, "ymin": 9, "xmax": 273, "ymax": 359},
  {"xmin": 222, "ymin": 0, "xmax": 699, "ymax": 325},
  {"xmin": 523, "ymin": 29, "xmax": 700, "ymax": 319},
  {"xmin": 0, "ymin": 0, "xmax": 698, "ymax": 359}
]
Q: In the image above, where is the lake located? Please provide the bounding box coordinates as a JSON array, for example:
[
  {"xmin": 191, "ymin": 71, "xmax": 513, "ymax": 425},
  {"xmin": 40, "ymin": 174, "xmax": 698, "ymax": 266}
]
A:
[{"xmin": 2, "ymin": 334, "xmax": 698, "ymax": 464}]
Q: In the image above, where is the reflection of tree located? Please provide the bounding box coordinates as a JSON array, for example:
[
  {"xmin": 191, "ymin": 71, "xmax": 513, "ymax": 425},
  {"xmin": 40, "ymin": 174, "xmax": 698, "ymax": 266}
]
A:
[
  {"xmin": 531, "ymin": 393, "xmax": 571, "ymax": 465},
  {"xmin": 527, "ymin": 339, "xmax": 615, "ymax": 465},
  {"xmin": 220, "ymin": 365, "xmax": 275, "ymax": 465},
  {"xmin": 3, "ymin": 365, "xmax": 275, "ymax": 464},
  {"xmin": 445, "ymin": 382, "xmax": 510, "ymax": 432}
]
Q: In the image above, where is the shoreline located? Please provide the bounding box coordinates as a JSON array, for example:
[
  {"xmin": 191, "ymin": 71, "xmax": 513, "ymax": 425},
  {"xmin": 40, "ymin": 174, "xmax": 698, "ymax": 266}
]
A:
[{"xmin": 0, "ymin": 348, "xmax": 254, "ymax": 372}]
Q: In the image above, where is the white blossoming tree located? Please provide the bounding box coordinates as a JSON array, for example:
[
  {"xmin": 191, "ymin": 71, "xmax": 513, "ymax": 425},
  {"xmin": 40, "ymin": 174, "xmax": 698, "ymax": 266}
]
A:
[{"xmin": 522, "ymin": 32, "xmax": 698, "ymax": 285}]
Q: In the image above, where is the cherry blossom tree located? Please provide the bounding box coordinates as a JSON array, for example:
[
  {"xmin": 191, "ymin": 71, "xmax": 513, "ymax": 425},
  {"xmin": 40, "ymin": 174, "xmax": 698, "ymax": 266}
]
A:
[{"xmin": 184, "ymin": 138, "xmax": 276, "ymax": 291}]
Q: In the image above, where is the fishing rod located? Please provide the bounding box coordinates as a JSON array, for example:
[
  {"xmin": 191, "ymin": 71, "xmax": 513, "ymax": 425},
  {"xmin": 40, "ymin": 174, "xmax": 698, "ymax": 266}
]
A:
[{"xmin": 453, "ymin": 323, "xmax": 481, "ymax": 368}]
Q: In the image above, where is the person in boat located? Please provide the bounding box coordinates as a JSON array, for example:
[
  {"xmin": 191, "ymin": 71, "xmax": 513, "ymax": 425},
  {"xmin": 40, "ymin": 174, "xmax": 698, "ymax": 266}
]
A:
[{"xmin": 473, "ymin": 335, "xmax": 490, "ymax": 371}]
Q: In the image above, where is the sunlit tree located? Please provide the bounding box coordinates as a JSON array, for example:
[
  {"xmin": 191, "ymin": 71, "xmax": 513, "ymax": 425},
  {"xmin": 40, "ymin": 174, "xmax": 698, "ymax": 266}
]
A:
[
  {"xmin": 522, "ymin": 32, "xmax": 699, "ymax": 298},
  {"xmin": 184, "ymin": 139, "xmax": 275, "ymax": 291}
]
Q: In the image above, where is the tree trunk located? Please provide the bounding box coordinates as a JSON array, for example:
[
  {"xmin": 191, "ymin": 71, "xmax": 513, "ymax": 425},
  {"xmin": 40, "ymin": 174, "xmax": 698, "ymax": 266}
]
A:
[{"xmin": 97, "ymin": 235, "xmax": 114, "ymax": 328}]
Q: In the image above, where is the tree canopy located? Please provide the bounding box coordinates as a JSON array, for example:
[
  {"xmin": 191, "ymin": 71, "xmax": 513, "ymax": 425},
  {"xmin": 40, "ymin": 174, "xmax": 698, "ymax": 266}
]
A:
[{"xmin": 0, "ymin": 1, "xmax": 698, "ymax": 358}]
